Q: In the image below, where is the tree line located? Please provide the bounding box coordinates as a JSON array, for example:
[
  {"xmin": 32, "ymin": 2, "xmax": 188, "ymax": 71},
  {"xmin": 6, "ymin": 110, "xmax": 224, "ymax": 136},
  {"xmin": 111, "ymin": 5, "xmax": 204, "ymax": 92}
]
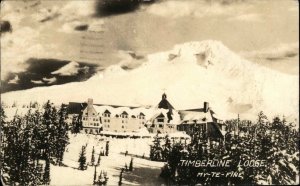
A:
[
  {"xmin": 152, "ymin": 111, "xmax": 299, "ymax": 185},
  {"xmin": 0, "ymin": 101, "xmax": 69, "ymax": 185}
]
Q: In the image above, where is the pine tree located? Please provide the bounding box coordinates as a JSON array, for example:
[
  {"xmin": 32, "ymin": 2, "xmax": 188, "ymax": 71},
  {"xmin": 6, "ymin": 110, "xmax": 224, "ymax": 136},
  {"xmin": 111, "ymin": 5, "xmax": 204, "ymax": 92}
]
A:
[
  {"xmin": 162, "ymin": 135, "xmax": 171, "ymax": 161},
  {"xmin": 93, "ymin": 165, "xmax": 97, "ymax": 184},
  {"xmin": 118, "ymin": 168, "xmax": 124, "ymax": 186},
  {"xmin": 43, "ymin": 159, "xmax": 51, "ymax": 185},
  {"xmin": 72, "ymin": 115, "xmax": 82, "ymax": 134},
  {"xmin": 97, "ymin": 151, "xmax": 101, "ymax": 166},
  {"xmin": 150, "ymin": 133, "xmax": 162, "ymax": 161},
  {"xmin": 78, "ymin": 146, "xmax": 87, "ymax": 170},
  {"xmin": 129, "ymin": 157, "xmax": 133, "ymax": 171},
  {"xmin": 105, "ymin": 141, "xmax": 109, "ymax": 156},
  {"xmin": 91, "ymin": 146, "xmax": 95, "ymax": 166},
  {"xmin": 56, "ymin": 104, "xmax": 69, "ymax": 166},
  {"xmin": 125, "ymin": 163, "xmax": 128, "ymax": 171}
]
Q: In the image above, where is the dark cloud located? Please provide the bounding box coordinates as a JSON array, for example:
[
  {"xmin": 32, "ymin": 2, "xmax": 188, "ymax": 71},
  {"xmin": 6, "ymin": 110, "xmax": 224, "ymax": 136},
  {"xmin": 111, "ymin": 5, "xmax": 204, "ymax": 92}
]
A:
[
  {"xmin": 0, "ymin": 20, "xmax": 13, "ymax": 33},
  {"xmin": 40, "ymin": 12, "xmax": 61, "ymax": 23},
  {"xmin": 1, "ymin": 58, "xmax": 100, "ymax": 93},
  {"xmin": 74, "ymin": 24, "xmax": 89, "ymax": 31},
  {"xmin": 94, "ymin": 0, "xmax": 157, "ymax": 17},
  {"xmin": 242, "ymin": 43, "xmax": 299, "ymax": 62}
]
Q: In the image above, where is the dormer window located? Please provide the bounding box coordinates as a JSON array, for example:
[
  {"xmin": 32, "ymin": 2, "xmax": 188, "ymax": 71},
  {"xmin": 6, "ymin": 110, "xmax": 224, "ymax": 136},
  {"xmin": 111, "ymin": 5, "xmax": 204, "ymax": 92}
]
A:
[{"xmin": 157, "ymin": 118, "xmax": 164, "ymax": 123}]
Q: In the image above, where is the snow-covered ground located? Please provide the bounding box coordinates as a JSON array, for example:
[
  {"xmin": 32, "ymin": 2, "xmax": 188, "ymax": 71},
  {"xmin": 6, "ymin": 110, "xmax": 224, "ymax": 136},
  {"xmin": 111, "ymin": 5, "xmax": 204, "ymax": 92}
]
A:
[{"xmin": 51, "ymin": 133, "xmax": 165, "ymax": 185}]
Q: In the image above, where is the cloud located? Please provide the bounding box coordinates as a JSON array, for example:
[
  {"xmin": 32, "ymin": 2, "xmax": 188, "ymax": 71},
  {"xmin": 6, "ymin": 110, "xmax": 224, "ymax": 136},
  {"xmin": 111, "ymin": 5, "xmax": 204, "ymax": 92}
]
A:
[
  {"xmin": 59, "ymin": 21, "xmax": 88, "ymax": 33},
  {"xmin": 60, "ymin": 0, "xmax": 96, "ymax": 21},
  {"xmin": 117, "ymin": 50, "xmax": 145, "ymax": 70},
  {"xmin": 0, "ymin": 21, "xmax": 13, "ymax": 33},
  {"xmin": 1, "ymin": 10, "xmax": 25, "ymax": 30},
  {"xmin": 1, "ymin": 25, "xmax": 66, "ymax": 80},
  {"xmin": 51, "ymin": 61, "xmax": 81, "ymax": 76},
  {"xmin": 146, "ymin": 0, "xmax": 253, "ymax": 19},
  {"xmin": 8, "ymin": 75, "xmax": 20, "ymax": 84},
  {"xmin": 0, "ymin": 1, "xmax": 13, "ymax": 15},
  {"xmin": 241, "ymin": 43, "xmax": 299, "ymax": 61},
  {"xmin": 42, "ymin": 77, "xmax": 57, "ymax": 84},
  {"xmin": 32, "ymin": 6, "xmax": 61, "ymax": 22},
  {"xmin": 58, "ymin": 16, "xmax": 104, "ymax": 34},
  {"xmin": 31, "ymin": 80, "xmax": 44, "ymax": 85},
  {"xmin": 227, "ymin": 13, "xmax": 261, "ymax": 22},
  {"xmin": 1, "ymin": 27, "xmax": 41, "ymax": 79},
  {"xmin": 94, "ymin": 0, "xmax": 140, "ymax": 17}
]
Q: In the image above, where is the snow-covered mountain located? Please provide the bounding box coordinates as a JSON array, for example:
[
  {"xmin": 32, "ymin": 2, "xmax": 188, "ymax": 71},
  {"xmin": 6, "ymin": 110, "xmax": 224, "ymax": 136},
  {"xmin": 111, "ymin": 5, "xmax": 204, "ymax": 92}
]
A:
[{"xmin": 2, "ymin": 40, "xmax": 298, "ymax": 121}]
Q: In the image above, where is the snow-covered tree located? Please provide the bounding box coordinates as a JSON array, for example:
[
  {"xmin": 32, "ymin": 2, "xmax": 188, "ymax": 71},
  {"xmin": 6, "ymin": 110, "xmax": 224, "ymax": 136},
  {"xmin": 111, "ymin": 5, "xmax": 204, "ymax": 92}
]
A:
[
  {"xmin": 105, "ymin": 141, "xmax": 109, "ymax": 156},
  {"xmin": 129, "ymin": 157, "xmax": 133, "ymax": 171},
  {"xmin": 91, "ymin": 146, "xmax": 95, "ymax": 166},
  {"xmin": 97, "ymin": 151, "xmax": 101, "ymax": 166},
  {"xmin": 78, "ymin": 146, "xmax": 87, "ymax": 170},
  {"xmin": 150, "ymin": 133, "xmax": 162, "ymax": 161}
]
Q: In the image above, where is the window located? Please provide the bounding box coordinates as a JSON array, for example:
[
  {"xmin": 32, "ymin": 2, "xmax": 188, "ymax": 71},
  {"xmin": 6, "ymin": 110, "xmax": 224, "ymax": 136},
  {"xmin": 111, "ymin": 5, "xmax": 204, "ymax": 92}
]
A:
[
  {"xmin": 159, "ymin": 124, "xmax": 163, "ymax": 128},
  {"xmin": 104, "ymin": 119, "xmax": 106, "ymax": 122},
  {"xmin": 122, "ymin": 120, "xmax": 124, "ymax": 123},
  {"xmin": 108, "ymin": 125, "xmax": 110, "ymax": 128},
  {"xmin": 157, "ymin": 118, "xmax": 164, "ymax": 123},
  {"xmin": 122, "ymin": 126, "xmax": 124, "ymax": 128},
  {"xmin": 107, "ymin": 119, "xmax": 110, "ymax": 122}
]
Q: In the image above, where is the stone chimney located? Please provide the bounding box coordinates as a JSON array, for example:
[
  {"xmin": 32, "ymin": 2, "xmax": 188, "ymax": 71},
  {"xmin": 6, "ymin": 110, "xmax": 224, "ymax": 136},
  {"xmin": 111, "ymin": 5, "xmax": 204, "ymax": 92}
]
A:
[
  {"xmin": 88, "ymin": 98, "xmax": 93, "ymax": 107},
  {"xmin": 87, "ymin": 98, "xmax": 93, "ymax": 116},
  {"xmin": 204, "ymin": 102, "xmax": 209, "ymax": 113}
]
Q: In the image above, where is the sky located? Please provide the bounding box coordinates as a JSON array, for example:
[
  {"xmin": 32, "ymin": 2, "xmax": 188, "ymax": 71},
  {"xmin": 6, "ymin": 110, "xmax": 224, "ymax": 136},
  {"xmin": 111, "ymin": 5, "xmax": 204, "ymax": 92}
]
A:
[{"xmin": 0, "ymin": 0, "xmax": 299, "ymax": 92}]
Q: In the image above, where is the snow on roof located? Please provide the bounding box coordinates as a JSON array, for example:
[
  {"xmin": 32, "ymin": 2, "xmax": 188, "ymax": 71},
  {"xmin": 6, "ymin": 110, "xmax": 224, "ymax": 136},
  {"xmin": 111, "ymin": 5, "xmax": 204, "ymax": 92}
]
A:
[
  {"xmin": 157, "ymin": 132, "xmax": 191, "ymax": 139},
  {"xmin": 92, "ymin": 105, "xmax": 181, "ymax": 124},
  {"xmin": 179, "ymin": 110, "xmax": 213, "ymax": 124}
]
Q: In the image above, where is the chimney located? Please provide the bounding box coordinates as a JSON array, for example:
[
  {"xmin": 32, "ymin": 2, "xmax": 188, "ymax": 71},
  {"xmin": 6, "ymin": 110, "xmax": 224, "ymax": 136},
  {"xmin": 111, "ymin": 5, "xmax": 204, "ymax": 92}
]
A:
[
  {"xmin": 87, "ymin": 98, "xmax": 93, "ymax": 108},
  {"xmin": 204, "ymin": 102, "xmax": 209, "ymax": 113}
]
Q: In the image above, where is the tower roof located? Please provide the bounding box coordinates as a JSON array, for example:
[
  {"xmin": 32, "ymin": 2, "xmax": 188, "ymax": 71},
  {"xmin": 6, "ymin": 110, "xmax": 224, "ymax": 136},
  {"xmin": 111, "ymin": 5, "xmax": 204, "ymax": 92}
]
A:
[{"xmin": 158, "ymin": 93, "xmax": 174, "ymax": 110}]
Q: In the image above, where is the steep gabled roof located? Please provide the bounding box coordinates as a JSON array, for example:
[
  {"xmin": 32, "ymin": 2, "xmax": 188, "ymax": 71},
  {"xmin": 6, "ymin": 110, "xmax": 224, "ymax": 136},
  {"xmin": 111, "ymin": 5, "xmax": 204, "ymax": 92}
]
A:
[
  {"xmin": 158, "ymin": 94, "xmax": 175, "ymax": 110},
  {"xmin": 67, "ymin": 102, "xmax": 87, "ymax": 114},
  {"xmin": 121, "ymin": 111, "xmax": 128, "ymax": 115},
  {"xmin": 158, "ymin": 99, "xmax": 174, "ymax": 110},
  {"xmin": 104, "ymin": 109, "xmax": 111, "ymax": 114}
]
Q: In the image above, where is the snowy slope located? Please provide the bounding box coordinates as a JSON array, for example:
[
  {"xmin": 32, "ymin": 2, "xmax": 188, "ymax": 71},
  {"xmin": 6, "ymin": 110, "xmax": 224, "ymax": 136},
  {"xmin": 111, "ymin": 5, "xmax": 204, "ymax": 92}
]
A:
[{"xmin": 2, "ymin": 40, "xmax": 298, "ymax": 121}]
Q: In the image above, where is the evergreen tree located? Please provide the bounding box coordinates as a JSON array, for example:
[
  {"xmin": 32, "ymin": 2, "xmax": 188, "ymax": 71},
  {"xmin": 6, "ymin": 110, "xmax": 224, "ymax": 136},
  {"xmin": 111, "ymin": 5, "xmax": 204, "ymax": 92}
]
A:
[
  {"xmin": 97, "ymin": 151, "xmax": 101, "ymax": 166},
  {"xmin": 129, "ymin": 157, "xmax": 133, "ymax": 171},
  {"xmin": 118, "ymin": 168, "xmax": 124, "ymax": 186},
  {"xmin": 150, "ymin": 133, "xmax": 162, "ymax": 161},
  {"xmin": 125, "ymin": 163, "xmax": 128, "ymax": 171},
  {"xmin": 56, "ymin": 104, "xmax": 69, "ymax": 166},
  {"xmin": 72, "ymin": 115, "xmax": 82, "ymax": 134},
  {"xmin": 91, "ymin": 146, "xmax": 95, "ymax": 166},
  {"xmin": 162, "ymin": 135, "xmax": 171, "ymax": 161},
  {"xmin": 93, "ymin": 165, "xmax": 97, "ymax": 184},
  {"xmin": 105, "ymin": 141, "xmax": 109, "ymax": 156},
  {"xmin": 43, "ymin": 159, "xmax": 51, "ymax": 185},
  {"xmin": 78, "ymin": 146, "xmax": 87, "ymax": 170}
]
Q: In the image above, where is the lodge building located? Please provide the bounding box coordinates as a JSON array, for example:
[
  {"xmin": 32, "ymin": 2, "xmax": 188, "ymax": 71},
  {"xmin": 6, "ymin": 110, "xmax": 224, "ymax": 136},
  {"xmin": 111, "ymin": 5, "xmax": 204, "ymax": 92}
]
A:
[{"xmin": 66, "ymin": 93, "xmax": 226, "ymax": 138}]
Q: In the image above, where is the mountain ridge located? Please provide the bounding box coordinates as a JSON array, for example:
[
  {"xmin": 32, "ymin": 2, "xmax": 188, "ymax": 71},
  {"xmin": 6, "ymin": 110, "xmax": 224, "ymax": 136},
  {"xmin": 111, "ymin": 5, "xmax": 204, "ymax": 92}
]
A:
[{"xmin": 2, "ymin": 40, "xmax": 298, "ymax": 121}]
